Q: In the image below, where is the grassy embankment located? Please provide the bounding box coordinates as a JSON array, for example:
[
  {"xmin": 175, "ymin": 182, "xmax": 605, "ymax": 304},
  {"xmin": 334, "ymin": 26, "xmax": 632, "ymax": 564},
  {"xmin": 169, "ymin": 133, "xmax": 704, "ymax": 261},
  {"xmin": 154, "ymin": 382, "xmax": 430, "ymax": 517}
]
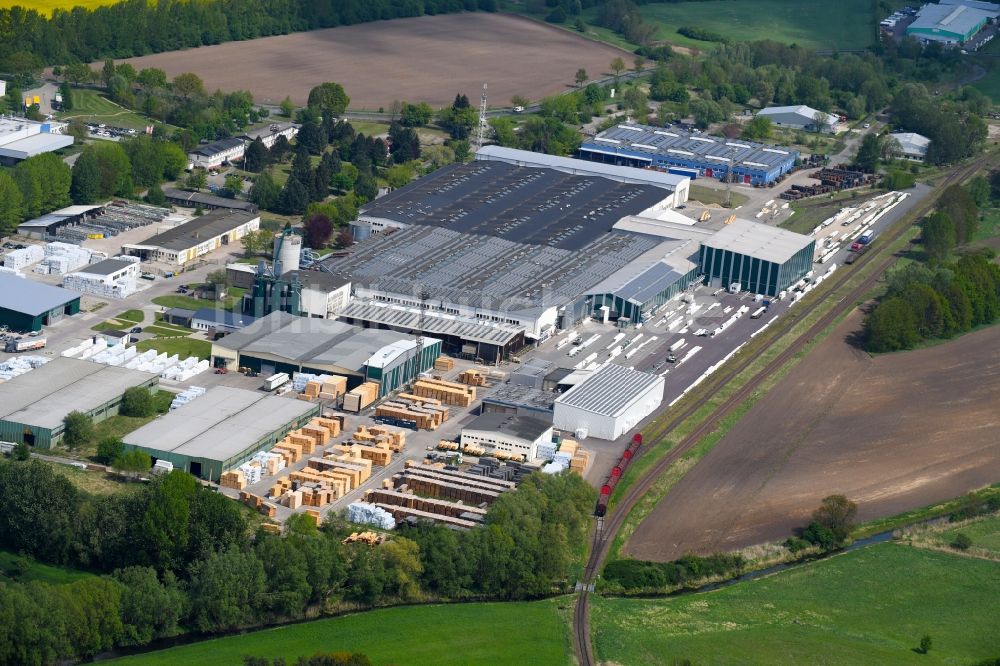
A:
[
  {"xmin": 109, "ymin": 599, "xmax": 574, "ymax": 666},
  {"xmin": 592, "ymin": 542, "xmax": 1000, "ymax": 665},
  {"xmin": 0, "ymin": 550, "xmax": 94, "ymax": 585}
]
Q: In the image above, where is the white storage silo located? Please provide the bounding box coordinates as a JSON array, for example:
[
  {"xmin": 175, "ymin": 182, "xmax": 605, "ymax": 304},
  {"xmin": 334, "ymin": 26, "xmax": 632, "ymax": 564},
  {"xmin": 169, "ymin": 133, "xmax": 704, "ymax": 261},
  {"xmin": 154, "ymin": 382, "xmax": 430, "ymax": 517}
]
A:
[{"xmin": 273, "ymin": 233, "xmax": 301, "ymax": 273}]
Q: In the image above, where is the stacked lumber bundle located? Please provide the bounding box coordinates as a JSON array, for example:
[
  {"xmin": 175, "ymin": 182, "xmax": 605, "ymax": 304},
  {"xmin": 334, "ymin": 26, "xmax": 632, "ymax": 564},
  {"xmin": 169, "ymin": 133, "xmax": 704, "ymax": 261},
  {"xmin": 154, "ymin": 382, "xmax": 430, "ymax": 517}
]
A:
[
  {"xmin": 570, "ymin": 449, "xmax": 591, "ymax": 475},
  {"xmin": 314, "ymin": 416, "xmax": 343, "ymax": 437},
  {"xmin": 376, "ymin": 401, "xmax": 442, "ymax": 430},
  {"xmin": 342, "ymin": 531, "xmax": 385, "ymax": 545},
  {"xmin": 303, "ymin": 509, "xmax": 322, "ymax": 527},
  {"xmin": 413, "ymin": 378, "xmax": 476, "ymax": 406},
  {"xmin": 302, "ymin": 423, "xmax": 332, "ymax": 446},
  {"xmin": 238, "ymin": 491, "xmax": 278, "ymax": 517},
  {"xmin": 287, "ymin": 431, "xmax": 317, "ymax": 455},
  {"xmin": 458, "ymin": 369, "xmax": 487, "ymax": 387},
  {"xmin": 318, "ymin": 375, "xmax": 347, "ymax": 401},
  {"xmin": 273, "ymin": 440, "xmax": 303, "ymax": 463},
  {"xmin": 368, "ymin": 425, "xmax": 406, "ymax": 451},
  {"xmin": 437, "ymin": 440, "xmax": 459, "ymax": 451},
  {"xmin": 433, "ymin": 357, "xmax": 454, "ymax": 372},
  {"xmin": 343, "ymin": 382, "xmax": 379, "ymax": 412},
  {"xmin": 303, "ymin": 380, "xmax": 321, "ymax": 399},
  {"xmin": 220, "ymin": 469, "xmax": 246, "ymax": 490},
  {"xmin": 559, "ymin": 439, "xmax": 579, "ymax": 456}
]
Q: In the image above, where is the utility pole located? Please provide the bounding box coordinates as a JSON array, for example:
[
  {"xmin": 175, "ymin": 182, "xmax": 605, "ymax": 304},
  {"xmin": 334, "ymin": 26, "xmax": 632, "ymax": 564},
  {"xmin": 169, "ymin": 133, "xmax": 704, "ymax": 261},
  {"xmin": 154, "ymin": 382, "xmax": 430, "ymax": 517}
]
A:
[{"xmin": 475, "ymin": 83, "xmax": 488, "ymax": 152}]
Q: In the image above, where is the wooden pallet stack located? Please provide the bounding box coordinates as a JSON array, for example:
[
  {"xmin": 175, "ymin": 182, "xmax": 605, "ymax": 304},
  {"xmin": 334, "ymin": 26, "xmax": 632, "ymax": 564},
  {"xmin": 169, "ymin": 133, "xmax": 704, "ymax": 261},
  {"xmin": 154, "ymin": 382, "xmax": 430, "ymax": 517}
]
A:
[
  {"xmin": 220, "ymin": 469, "xmax": 246, "ymax": 490},
  {"xmin": 375, "ymin": 401, "xmax": 443, "ymax": 430},
  {"xmin": 343, "ymin": 382, "xmax": 380, "ymax": 412},
  {"xmin": 458, "ymin": 369, "xmax": 488, "ymax": 387},
  {"xmin": 433, "ymin": 357, "xmax": 454, "ymax": 372},
  {"xmin": 413, "ymin": 378, "xmax": 476, "ymax": 406},
  {"xmin": 238, "ymin": 491, "xmax": 278, "ymax": 518},
  {"xmin": 570, "ymin": 449, "xmax": 591, "ymax": 475},
  {"xmin": 318, "ymin": 375, "xmax": 347, "ymax": 401}
]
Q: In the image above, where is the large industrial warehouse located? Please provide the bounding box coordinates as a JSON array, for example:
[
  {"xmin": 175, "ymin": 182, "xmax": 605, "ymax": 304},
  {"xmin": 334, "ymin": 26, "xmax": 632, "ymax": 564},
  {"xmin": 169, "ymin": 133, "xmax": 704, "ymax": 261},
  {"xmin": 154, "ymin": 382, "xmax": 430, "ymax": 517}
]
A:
[
  {"xmin": 906, "ymin": 1, "xmax": 996, "ymax": 44},
  {"xmin": 0, "ymin": 358, "xmax": 157, "ymax": 448},
  {"xmin": 211, "ymin": 311, "xmax": 441, "ymax": 395},
  {"xmin": 698, "ymin": 219, "xmax": 815, "ymax": 296},
  {"xmin": 578, "ymin": 122, "xmax": 799, "ymax": 185},
  {"xmin": 121, "ymin": 210, "xmax": 260, "ymax": 265},
  {"xmin": 122, "ymin": 386, "xmax": 319, "ymax": 481},
  {"xmin": 0, "ymin": 273, "xmax": 81, "ymax": 332},
  {"xmin": 553, "ymin": 363, "xmax": 664, "ymax": 441}
]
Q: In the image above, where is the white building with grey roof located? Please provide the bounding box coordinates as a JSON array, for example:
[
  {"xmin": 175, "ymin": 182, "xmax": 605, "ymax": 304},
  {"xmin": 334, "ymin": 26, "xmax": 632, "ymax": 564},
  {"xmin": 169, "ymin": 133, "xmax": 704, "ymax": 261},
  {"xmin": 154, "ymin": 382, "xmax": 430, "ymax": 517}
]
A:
[
  {"xmin": 553, "ymin": 363, "xmax": 664, "ymax": 440},
  {"xmin": 63, "ymin": 257, "xmax": 141, "ymax": 299},
  {"xmin": 756, "ymin": 106, "xmax": 839, "ymax": 133},
  {"xmin": 890, "ymin": 132, "xmax": 931, "ymax": 161},
  {"xmin": 698, "ymin": 218, "xmax": 815, "ymax": 296},
  {"xmin": 461, "ymin": 413, "xmax": 555, "ymax": 461},
  {"xmin": 121, "ymin": 210, "xmax": 260, "ymax": 266}
]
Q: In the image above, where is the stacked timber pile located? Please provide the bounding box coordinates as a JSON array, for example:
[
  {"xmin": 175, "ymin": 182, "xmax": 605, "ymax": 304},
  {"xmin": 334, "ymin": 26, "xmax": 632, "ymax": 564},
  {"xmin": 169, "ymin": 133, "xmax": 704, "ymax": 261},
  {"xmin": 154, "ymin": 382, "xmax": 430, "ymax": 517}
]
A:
[
  {"xmin": 412, "ymin": 378, "xmax": 475, "ymax": 407},
  {"xmin": 344, "ymin": 382, "xmax": 379, "ymax": 412},
  {"xmin": 433, "ymin": 357, "xmax": 454, "ymax": 372},
  {"xmin": 375, "ymin": 395, "xmax": 448, "ymax": 430},
  {"xmin": 458, "ymin": 369, "xmax": 488, "ymax": 387}
]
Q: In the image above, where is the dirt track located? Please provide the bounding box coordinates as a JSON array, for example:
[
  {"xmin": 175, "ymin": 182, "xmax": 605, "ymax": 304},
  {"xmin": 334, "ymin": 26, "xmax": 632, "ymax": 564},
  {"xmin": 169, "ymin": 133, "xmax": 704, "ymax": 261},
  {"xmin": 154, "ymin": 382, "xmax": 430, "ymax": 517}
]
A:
[
  {"xmin": 111, "ymin": 13, "xmax": 627, "ymax": 108},
  {"xmin": 625, "ymin": 311, "xmax": 1000, "ymax": 562}
]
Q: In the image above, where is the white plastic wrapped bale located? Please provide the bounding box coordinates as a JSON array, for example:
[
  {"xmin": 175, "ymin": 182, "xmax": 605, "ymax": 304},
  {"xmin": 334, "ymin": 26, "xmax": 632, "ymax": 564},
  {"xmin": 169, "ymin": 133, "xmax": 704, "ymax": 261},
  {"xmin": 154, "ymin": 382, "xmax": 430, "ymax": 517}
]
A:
[
  {"xmin": 151, "ymin": 460, "xmax": 174, "ymax": 475},
  {"xmin": 0, "ymin": 265, "xmax": 23, "ymax": 277},
  {"xmin": 291, "ymin": 372, "xmax": 317, "ymax": 391},
  {"xmin": 348, "ymin": 502, "xmax": 397, "ymax": 530},
  {"xmin": 3, "ymin": 245, "xmax": 44, "ymax": 270},
  {"xmin": 169, "ymin": 385, "xmax": 207, "ymax": 410},
  {"xmin": 0, "ymin": 356, "xmax": 50, "ymax": 381},
  {"xmin": 536, "ymin": 441, "xmax": 557, "ymax": 460}
]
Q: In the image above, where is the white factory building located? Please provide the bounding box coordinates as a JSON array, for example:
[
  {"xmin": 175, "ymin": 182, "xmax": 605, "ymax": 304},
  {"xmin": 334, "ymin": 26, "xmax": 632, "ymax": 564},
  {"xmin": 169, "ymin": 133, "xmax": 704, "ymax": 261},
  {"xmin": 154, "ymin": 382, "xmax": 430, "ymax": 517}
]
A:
[
  {"xmin": 0, "ymin": 116, "xmax": 72, "ymax": 164},
  {"xmin": 242, "ymin": 122, "xmax": 299, "ymax": 149},
  {"xmin": 187, "ymin": 137, "xmax": 245, "ymax": 169},
  {"xmin": 460, "ymin": 413, "xmax": 554, "ymax": 461},
  {"xmin": 292, "ymin": 271, "xmax": 352, "ymax": 319},
  {"xmin": 121, "ymin": 210, "xmax": 260, "ymax": 266},
  {"xmin": 553, "ymin": 363, "xmax": 664, "ymax": 441},
  {"xmin": 890, "ymin": 132, "xmax": 931, "ymax": 161},
  {"xmin": 756, "ymin": 105, "xmax": 839, "ymax": 133},
  {"xmin": 62, "ymin": 257, "xmax": 141, "ymax": 299}
]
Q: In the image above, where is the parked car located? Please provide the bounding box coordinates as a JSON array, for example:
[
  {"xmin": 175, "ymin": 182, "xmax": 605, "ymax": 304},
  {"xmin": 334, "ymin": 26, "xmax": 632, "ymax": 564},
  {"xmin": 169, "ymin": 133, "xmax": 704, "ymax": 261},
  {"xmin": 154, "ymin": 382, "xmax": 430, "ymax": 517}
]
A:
[{"xmin": 130, "ymin": 327, "xmax": 142, "ymax": 334}]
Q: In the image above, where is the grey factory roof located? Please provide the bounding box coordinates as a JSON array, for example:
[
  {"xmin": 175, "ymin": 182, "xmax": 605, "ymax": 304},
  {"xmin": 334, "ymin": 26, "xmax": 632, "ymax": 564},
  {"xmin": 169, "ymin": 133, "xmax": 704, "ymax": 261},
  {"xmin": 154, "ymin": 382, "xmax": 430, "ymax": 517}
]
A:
[
  {"xmin": 162, "ymin": 188, "xmax": 258, "ymax": 212},
  {"xmin": 0, "ymin": 358, "xmax": 154, "ymax": 430},
  {"xmin": 908, "ymin": 2, "xmax": 993, "ymax": 37},
  {"xmin": 583, "ymin": 123, "xmax": 797, "ymax": 170},
  {"xmin": 613, "ymin": 215, "xmax": 717, "ymax": 242},
  {"xmin": 464, "ymin": 413, "xmax": 552, "ymax": 442},
  {"xmin": 475, "ymin": 145, "xmax": 689, "ymax": 190},
  {"xmin": 941, "ymin": 0, "xmax": 999, "ymax": 14},
  {"xmin": 890, "ymin": 132, "xmax": 931, "ymax": 157},
  {"xmin": 282, "ymin": 270, "xmax": 350, "ymax": 292},
  {"xmin": 17, "ymin": 204, "xmax": 105, "ymax": 229},
  {"xmin": 190, "ymin": 137, "xmax": 245, "ymax": 157},
  {"xmin": 72, "ymin": 258, "xmax": 134, "ymax": 276},
  {"xmin": 358, "ymin": 158, "xmax": 672, "ymax": 251},
  {"xmin": 483, "ymin": 384, "xmax": 558, "ymax": 412},
  {"xmin": 242, "ymin": 122, "xmax": 299, "ymax": 141},
  {"xmin": 0, "ymin": 132, "xmax": 74, "ymax": 159},
  {"xmin": 757, "ymin": 105, "xmax": 838, "ymax": 127},
  {"xmin": 123, "ymin": 386, "xmax": 316, "ymax": 462},
  {"xmin": 192, "ymin": 308, "xmax": 256, "ymax": 328},
  {"xmin": 555, "ymin": 363, "xmax": 663, "ymax": 417},
  {"xmin": 0, "ymin": 273, "xmax": 80, "ymax": 316},
  {"xmin": 130, "ymin": 210, "xmax": 258, "ymax": 252},
  {"xmin": 215, "ymin": 311, "xmax": 407, "ymax": 373},
  {"xmin": 340, "ymin": 301, "xmax": 523, "ymax": 346},
  {"xmin": 700, "ymin": 218, "xmax": 814, "ymax": 265},
  {"xmin": 321, "ymin": 226, "xmax": 660, "ymax": 315},
  {"xmin": 585, "ymin": 239, "xmax": 698, "ymax": 305}
]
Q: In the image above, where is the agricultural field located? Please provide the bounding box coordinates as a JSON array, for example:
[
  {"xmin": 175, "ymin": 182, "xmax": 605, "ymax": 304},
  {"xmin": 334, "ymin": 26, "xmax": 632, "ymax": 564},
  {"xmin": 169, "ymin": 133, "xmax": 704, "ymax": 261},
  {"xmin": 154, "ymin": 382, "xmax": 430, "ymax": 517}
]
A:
[
  {"xmin": 625, "ymin": 310, "xmax": 1000, "ymax": 562},
  {"xmin": 592, "ymin": 543, "xmax": 1000, "ymax": 665},
  {"xmin": 109, "ymin": 13, "xmax": 629, "ymax": 109},
  {"xmin": 110, "ymin": 599, "xmax": 573, "ymax": 666},
  {"xmin": 0, "ymin": 0, "xmax": 111, "ymax": 12},
  {"xmin": 608, "ymin": 0, "xmax": 879, "ymax": 51}
]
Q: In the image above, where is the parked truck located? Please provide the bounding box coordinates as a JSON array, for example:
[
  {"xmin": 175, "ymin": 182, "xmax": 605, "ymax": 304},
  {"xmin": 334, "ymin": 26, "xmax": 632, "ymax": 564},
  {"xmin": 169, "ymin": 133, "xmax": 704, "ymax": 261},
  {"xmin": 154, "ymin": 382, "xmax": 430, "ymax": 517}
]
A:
[
  {"xmin": 262, "ymin": 372, "xmax": 289, "ymax": 392},
  {"xmin": 5, "ymin": 338, "xmax": 46, "ymax": 353}
]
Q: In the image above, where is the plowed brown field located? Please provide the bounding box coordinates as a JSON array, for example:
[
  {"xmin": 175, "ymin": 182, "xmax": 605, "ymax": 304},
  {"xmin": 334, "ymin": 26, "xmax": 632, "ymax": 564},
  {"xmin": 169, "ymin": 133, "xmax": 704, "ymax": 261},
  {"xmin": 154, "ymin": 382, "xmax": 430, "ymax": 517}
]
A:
[
  {"xmin": 110, "ymin": 13, "xmax": 627, "ymax": 108},
  {"xmin": 625, "ymin": 310, "xmax": 1000, "ymax": 562}
]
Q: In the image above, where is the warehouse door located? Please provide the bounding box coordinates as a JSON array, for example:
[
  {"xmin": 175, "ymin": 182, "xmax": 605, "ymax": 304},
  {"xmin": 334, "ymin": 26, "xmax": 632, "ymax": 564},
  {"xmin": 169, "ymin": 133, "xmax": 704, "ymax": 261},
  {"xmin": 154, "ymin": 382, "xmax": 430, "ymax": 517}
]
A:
[
  {"xmin": 189, "ymin": 461, "xmax": 202, "ymax": 478},
  {"xmin": 261, "ymin": 363, "xmax": 275, "ymax": 376},
  {"xmin": 705, "ymin": 168, "xmax": 713, "ymax": 178},
  {"xmin": 744, "ymin": 175, "xmax": 751, "ymax": 184}
]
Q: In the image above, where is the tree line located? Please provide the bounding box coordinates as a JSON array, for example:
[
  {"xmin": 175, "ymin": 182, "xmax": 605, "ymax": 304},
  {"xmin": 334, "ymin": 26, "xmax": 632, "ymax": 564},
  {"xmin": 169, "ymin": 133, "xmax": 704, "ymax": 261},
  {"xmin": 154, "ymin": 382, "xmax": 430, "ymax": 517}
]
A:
[
  {"xmin": 0, "ymin": 0, "xmax": 497, "ymax": 73},
  {"xmin": 866, "ymin": 182, "xmax": 1000, "ymax": 353},
  {"xmin": 0, "ymin": 459, "xmax": 593, "ymax": 663}
]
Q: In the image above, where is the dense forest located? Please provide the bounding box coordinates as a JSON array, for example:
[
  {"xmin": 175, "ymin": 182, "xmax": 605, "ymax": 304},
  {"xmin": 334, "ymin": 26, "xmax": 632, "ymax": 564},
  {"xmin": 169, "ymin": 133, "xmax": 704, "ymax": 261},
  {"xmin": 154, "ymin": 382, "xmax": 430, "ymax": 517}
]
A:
[
  {"xmin": 0, "ymin": 459, "xmax": 593, "ymax": 664},
  {"xmin": 0, "ymin": 0, "xmax": 497, "ymax": 74}
]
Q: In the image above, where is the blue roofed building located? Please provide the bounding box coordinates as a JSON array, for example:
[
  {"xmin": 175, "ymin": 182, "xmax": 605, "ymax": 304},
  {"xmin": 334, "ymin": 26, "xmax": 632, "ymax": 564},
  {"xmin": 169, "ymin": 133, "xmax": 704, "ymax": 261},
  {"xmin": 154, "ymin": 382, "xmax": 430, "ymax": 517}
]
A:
[{"xmin": 578, "ymin": 122, "xmax": 799, "ymax": 186}]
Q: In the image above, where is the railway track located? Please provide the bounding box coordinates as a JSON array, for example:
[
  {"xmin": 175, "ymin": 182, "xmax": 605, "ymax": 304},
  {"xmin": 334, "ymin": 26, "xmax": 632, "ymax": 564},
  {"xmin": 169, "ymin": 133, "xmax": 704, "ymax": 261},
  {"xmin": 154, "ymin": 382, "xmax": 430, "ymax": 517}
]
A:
[{"xmin": 571, "ymin": 155, "xmax": 992, "ymax": 666}]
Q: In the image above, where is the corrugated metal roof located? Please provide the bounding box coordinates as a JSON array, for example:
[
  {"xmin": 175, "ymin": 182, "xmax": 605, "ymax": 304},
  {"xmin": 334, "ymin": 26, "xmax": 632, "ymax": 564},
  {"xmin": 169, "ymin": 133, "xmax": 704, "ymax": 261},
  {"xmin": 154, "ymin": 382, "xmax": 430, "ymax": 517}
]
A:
[
  {"xmin": 340, "ymin": 301, "xmax": 523, "ymax": 346},
  {"xmin": 0, "ymin": 132, "xmax": 74, "ymax": 159},
  {"xmin": 908, "ymin": 2, "xmax": 993, "ymax": 37},
  {"xmin": 585, "ymin": 239, "xmax": 698, "ymax": 305},
  {"xmin": 700, "ymin": 218, "xmax": 814, "ymax": 265},
  {"xmin": 464, "ymin": 413, "xmax": 552, "ymax": 441},
  {"xmin": 0, "ymin": 358, "xmax": 155, "ymax": 430},
  {"xmin": 71, "ymin": 258, "xmax": 134, "ymax": 276},
  {"xmin": 0, "ymin": 273, "xmax": 80, "ymax": 316},
  {"xmin": 124, "ymin": 386, "xmax": 317, "ymax": 462},
  {"xmin": 129, "ymin": 210, "xmax": 258, "ymax": 252},
  {"xmin": 757, "ymin": 106, "xmax": 838, "ymax": 127},
  {"xmin": 554, "ymin": 363, "xmax": 663, "ymax": 417}
]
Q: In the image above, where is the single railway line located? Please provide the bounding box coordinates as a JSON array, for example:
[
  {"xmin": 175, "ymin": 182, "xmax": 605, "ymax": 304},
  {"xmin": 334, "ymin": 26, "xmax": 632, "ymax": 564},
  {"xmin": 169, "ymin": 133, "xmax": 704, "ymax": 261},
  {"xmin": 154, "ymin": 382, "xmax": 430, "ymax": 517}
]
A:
[{"xmin": 572, "ymin": 155, "xmax": 992, "ymax": 666}]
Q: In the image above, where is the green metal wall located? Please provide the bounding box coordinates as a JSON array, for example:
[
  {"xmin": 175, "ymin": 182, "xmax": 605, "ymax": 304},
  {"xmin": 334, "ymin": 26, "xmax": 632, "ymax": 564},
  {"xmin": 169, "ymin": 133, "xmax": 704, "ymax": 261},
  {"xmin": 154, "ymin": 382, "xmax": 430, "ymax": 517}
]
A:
[
  {"xmin": 365, "ymin": 339, "xmax": 442, "ymax": 398},
  {"xmin": 588, "ymin": 266, "xmax": 701, "ymax": 324},
  {"xmin": 0, "ymin": 298, "xmax": 81, "ymax": 333},
  {"xmin": 699, "ymin": 241, "xmax": 815, "ymax": 297}
]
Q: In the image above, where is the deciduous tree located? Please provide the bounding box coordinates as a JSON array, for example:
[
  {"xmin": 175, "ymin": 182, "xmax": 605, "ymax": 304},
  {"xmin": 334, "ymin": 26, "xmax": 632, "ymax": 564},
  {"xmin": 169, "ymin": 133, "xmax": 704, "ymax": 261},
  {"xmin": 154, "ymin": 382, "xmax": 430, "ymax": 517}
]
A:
[{"xmin": 62, "ymin": 411, "xmax": 93, "ymax": 450}]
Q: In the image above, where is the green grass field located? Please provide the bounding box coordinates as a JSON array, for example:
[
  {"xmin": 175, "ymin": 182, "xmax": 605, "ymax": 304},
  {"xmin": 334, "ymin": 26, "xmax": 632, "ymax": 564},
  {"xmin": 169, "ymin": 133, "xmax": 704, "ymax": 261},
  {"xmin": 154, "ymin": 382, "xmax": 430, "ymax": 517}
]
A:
[
  {"xmin": 0, "ymin": 0, "xmax": 113, "ymax": 12},
  {"xmin": 592, "ymin": 543, "xmax": 1000, "ymax": 665},
  {"xmin": 110, "ymin": 599, "xmax": 573, "ymax": 666},
  {"xmin": 0, "ymin": 549, "xmax": 94, "ymax": 585},
  {"xmin": 59, "ymin": 89, "xmax": 157, "ymax": 131},
  {"xmin": 135, "ymin": 337, "xmax": 210, "ymax": 360},
  {"xmin": 688, "ymin": 184, "xmax": 749, "ymax": 208},
  {"xmin": 927, "ymin": 515, "xmax": 1000, "ymax": 557},
  {"xmin": 585, "ymin": 0, "xmax": 878, "ymax": 52}
]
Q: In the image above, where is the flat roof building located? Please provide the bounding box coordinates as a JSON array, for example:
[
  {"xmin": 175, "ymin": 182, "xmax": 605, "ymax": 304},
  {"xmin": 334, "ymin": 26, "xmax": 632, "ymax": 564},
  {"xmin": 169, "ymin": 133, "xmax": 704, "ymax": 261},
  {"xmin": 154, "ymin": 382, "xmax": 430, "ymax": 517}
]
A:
[
  {"xmin": 481, "ymin": 385, "xmax": 558, "ymax": 420},
  {"xmin": 191, "ymin": 308, "xmax": 257, "ymax": 333},
  {"xmin": 121, "ymin": 210, "xmax": 260, "ymax": 265},
  {"xmin": 0, "ymin": 358, "xmax": 157, "ymax": 448},
  {"xmin": 122, "ymin": 386, "xmax": 319, "ymax": 481},
  {"xmin": 211, "ymin": 311, "xmax": 441, "ymax": 396},
  {"xmin": 579, "ymin": 122, "xmax": 799, "ymax": 185},
  {"xmin": 0, "ymin": 116, "xmax": 72, "ymax": 164},
  {"xmin": 698, "ymin": 218, "xmax": 815, "ymax": 296},
  {"xmin": 907, "ymin": 2, "xmax": 994, "ymax": 43},
  {"xmin": 353, "ymin": 155, "xmax": 683, "ymax": 250},
  {"xmin": 756, "ymin": 106, "xmax": 839, "ymax": 133},
  {"xmin": 162, "ymin": 188, "xmax": 258, "ymax": 213},
  {"xmin": 553, "ymin": 363, "xmax": 664, "ymax": 441},
  {"xmin": 63, "ymin": 257, "xmax": 141, "ymax": 299},
  {"xmin": 461, "ymin": 413, "xmax": 554, "ymax": 461},
  {"xmin": 0, "ymin": 273, "xmax": 81, "ymax": 332},
  {"xmin": 16, "ymin": 204, "xmax": 106, "ymax": 239}
]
